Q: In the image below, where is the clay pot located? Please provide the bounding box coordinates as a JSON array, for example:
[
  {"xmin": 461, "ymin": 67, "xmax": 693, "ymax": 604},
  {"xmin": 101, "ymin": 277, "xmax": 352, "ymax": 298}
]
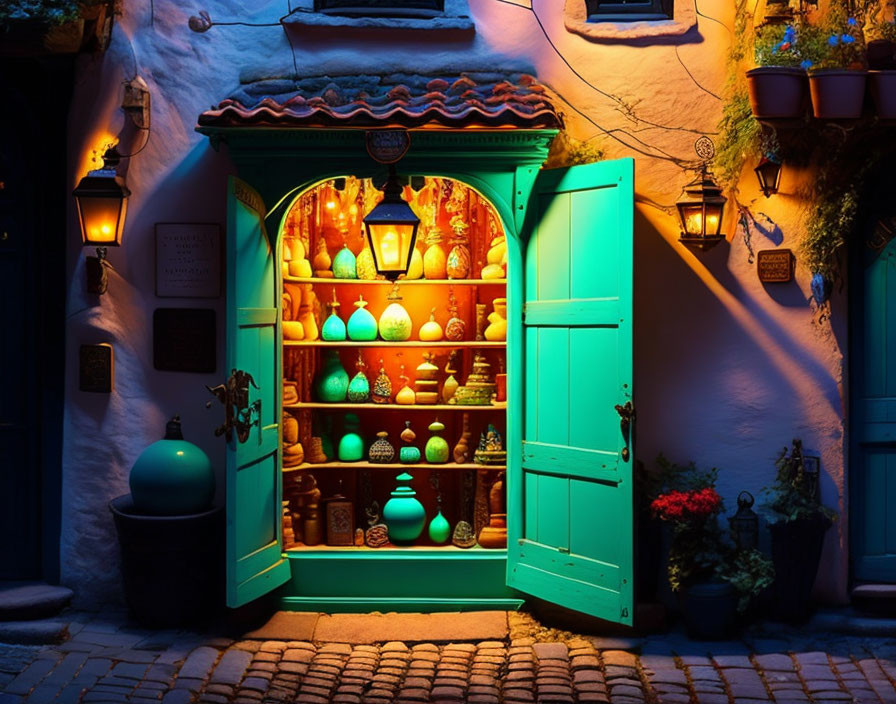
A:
[
  {"xmin": 808, "ymin": 69, "xmax": 867, "ymax": 120},
  {"xmin": 869, "ymin": 70, "xmax": 896, "ymax": 120},
  {"xmin": 746, "ymin": 67, "xmax": 808, "ymax": 119}
]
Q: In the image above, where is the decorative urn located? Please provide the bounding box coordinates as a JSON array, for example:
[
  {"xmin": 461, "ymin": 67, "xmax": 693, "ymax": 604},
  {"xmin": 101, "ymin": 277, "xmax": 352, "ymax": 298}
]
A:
[
  {"xmin": 129, "ymin": 416, "xmax": 215, "ymax": 515},
  {"xmin": 382, "ymin": 472, "xmax": 426, "ymax": 544}
]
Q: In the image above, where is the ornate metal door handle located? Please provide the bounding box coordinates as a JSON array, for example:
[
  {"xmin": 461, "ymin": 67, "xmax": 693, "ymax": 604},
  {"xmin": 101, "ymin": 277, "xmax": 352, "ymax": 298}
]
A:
[
  {"xmin": 615, "ymin": 400, "xmax": 635, "ymax": 462},
  {"xmin": 206, "ymin": 368, "xmax": 261, "ymax": 443}
]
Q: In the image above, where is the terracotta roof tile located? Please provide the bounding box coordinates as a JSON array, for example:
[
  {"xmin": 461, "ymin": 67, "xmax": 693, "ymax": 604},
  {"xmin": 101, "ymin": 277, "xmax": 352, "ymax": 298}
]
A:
[{"xmin": 197, "ymin": 72, "xmax": 560, "ymax": 130}]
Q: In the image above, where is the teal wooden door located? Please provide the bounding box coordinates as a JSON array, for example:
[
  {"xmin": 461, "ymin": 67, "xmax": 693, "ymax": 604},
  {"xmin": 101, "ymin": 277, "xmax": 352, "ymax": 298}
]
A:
[
  {"xmin": 854, "ymin": 234, "xmax": 896, "ymax": 581},
  {"xmin": 507, "ymin": 159, "xmax": 635, "ymax": 625},
  {"xmin": 225, "ymin": 176, "xmax": 291, "ymax": 607}
]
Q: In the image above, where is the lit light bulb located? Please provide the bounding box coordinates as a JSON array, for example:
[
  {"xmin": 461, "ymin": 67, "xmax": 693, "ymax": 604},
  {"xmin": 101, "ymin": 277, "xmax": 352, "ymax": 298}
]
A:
[
  {"xmin": 326, "ymin": 200, "xmax": 336, "ymax": 210},
  {"xmin": 381, "ymin": 230, "xmax": 399, "ymax": 267}
]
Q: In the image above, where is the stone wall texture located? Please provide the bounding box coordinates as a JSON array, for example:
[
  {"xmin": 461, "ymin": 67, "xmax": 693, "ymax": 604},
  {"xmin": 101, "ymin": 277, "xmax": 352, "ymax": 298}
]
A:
[{"xmin": 62, "ymin": 0, "xmax": 849, "ymax": 606}]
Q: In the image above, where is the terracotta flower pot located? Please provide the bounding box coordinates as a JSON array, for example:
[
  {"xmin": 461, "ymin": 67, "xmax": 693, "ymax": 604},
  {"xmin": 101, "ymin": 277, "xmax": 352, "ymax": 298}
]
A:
[
  {"xmin": 869, "ymin": 70, "xmax": 896, "ymax": 120},
  {"xmin": 746, "ymin": 67, "xmax": 808, "ymax": 119},
  {"xmin": 808, "ymin": 69, "xmax": 867, "ymax": 119}
]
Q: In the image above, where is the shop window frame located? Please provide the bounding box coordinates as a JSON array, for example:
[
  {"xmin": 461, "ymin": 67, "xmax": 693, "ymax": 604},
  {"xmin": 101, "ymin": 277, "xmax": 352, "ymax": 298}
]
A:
[
  {"xmin": 313, "ymin": 0, "xmax": 446, "ymax": 18},
  {"xmin": 585, "ymin": 0, "xmax": 672, "ymax": 22}
]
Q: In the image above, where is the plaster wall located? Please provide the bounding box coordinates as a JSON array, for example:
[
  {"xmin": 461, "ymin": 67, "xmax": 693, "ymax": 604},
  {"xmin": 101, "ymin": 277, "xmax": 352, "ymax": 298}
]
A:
[{"xmin": 62, "ymin": 0, "xmax": 848, "ymax": 606}]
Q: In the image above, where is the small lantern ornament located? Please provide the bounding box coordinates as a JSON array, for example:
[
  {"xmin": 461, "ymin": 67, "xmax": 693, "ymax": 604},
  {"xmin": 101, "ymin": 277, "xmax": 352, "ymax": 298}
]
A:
[
  {"xmin": 677, "ymin": 137, "xmax": 728, "ymax": 251},
  {"xmin": 729, "ymin": 491, "xmax": 759, "ymax": 551},
  {"xmin": 754, "ymin": 154, "xmax": 782, "ymax": 198},
  {"xmin": 363, "ymin": 164, "xmax": 421, "ymax": 280}
]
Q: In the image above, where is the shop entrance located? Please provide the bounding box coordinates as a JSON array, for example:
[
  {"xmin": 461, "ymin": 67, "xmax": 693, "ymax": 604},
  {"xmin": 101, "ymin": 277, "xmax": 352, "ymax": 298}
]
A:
[{"xmin": 202, "ymin": 125, "xmax": 635, "ymax": 624}]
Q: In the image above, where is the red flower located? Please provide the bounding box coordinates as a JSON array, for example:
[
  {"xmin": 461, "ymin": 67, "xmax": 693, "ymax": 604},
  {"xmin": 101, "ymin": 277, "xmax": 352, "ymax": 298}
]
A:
[{"xmin": 651, "ymin": 488, "xmax": 722, "ymax": 522}]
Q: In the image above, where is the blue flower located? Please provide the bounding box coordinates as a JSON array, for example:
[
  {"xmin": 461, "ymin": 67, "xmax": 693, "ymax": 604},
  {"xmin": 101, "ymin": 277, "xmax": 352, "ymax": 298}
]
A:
[
  {"xmin": 801, "ymin": 59, "xmax": 813, "ymax": 69},
  {"xmin": 847, "ymin": 17, "xmax": 857, "ymax": 25},
  {"xmin": 784, "ymin": 26, "xmax": 796, "ymax": 40},
  {"xmin": 828, "ymin": 34, "xmax": 840, "ymax": 46},
  {"xmin": 842, "ymin": 33, "xmax": 855, "ymax": 43}
]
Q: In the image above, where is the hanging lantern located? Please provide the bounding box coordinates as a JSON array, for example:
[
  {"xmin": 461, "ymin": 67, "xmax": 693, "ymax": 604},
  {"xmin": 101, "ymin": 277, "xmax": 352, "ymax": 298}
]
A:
[
  {"xmin": 363, "ymin": 164, "xmax": 420, "ymax": 280},
  {"xmin": 728, "ymin": 491, "xmax": 759, "ymax": 551},
  {"xmin": 676, "ymin": 166, "xmax": 728, "ymax": 251},
  {"xmin": 754, "ymin": 155, "xmax": 782, "ymax": 198},
  {"xmin": 73, "ymin": 146, "xmax": 130, "ymax": 247}
]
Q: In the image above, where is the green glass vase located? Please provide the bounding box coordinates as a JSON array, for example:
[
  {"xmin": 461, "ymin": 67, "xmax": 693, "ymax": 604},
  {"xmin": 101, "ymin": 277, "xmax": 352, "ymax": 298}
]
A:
[
  {"xmin": 382, "ymin": 472, "xmax": 426, "ymax": 545},
  {"xmin": 424, "ymin": 420, "xmax": 449, "ymax": 464},
  {"xmin": 314, "ymin": 350, "xmax": 349, "ymax": 402},
  {"xmin": 428, "ymin": 508, "xmax": 451, "ymax": 544}
]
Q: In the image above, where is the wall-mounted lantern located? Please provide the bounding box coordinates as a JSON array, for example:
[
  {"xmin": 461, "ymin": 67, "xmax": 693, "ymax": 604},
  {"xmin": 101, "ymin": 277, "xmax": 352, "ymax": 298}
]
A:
[
  {"xmin": 676, "ymin": 167, "xmax": 728, "ymax": 251},
  {"xmin": 73, "ymin": 146, "xmax": 130, "ymax": 294},
  {"xmin": 363, "ymin": 164, "xmax": 420, "ymax": 280},
  {"xmin": 754, "ymin": 155, "xmax": 782, "ymax": 198}
]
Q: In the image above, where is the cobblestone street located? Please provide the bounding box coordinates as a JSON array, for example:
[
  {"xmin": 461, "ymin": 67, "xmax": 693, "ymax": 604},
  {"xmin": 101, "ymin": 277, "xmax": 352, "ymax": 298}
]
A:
[{"xmin": 3, "ymin": 610, "xmax": 896, "ymax": 703}]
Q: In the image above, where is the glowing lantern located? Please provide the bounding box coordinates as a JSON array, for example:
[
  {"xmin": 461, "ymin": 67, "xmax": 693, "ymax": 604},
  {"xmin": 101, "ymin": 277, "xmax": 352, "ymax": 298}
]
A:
[
  {"xmin": 676, "ymin": 167, "xmax": 727, "ymax": 251},
  {"xmin": 363, "ymin": 165, "xmax": 420, "ymax": 280},
  {"xmin": 73, "ymin": 147, "xmax": 130, "ymax": 247}
]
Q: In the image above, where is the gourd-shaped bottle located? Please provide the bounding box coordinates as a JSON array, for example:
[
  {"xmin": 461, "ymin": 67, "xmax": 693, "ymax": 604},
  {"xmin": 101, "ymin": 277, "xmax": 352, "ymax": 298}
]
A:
[
  {"xmin": 356, "ymin": 245, "xmax": 377, "ymax": 280},
  {"xmin": 321, "ymin": 288, "xmax": 347, "ymax": 342},
  {"xmin": 314, "ymin": 349, "xmax": 349, "ymax": 402},
  {"xmin": 423, "ymin": 230, "xmax": 447, "ymax": 279},
  {"xmin": 347, "ymin": 352, "xmax": 370, "ymax": 403},
  {"xmin": 348, "ymin": 295, "xmax": 378, "ymax": 341},
  {"xmin": 395, "ymin": 364, "xmax": 416, "ymax": 405},
  {"xmin": 425, "ymin": 420, "xmax": 450, "ymax": 464},
  {"xmin": 369, "ymin": 431, "xmax": 395, "ymax": 463},
  {"xmin": 442, "ymin": 350, "xmax": 459, "ymax": 404},
  {"xmin": 333, "ymin": 245, "xmax": 358, "ymax": 279},
  {"xmin": 337, "ymin": 413, "xmax": 364, "ymax": 461},
  {"xmin": 419, "ymin": 308, "xmax": 444, "ymax": 342},
  {"xmin": 382, "ymin": 472, "xmax": 426, "ymax": 544},
  {"xmin": 371, "ymin": 359, "xmax": 392, "ymax": 404},
  {"xmin": 312, "ymin": 238, "xmax": 332, "ymax": 277},
  {"xmin": 444, "ymin": 288, "xmax": 465, "ymax": 342},
  {"xmin": 446, "ymin": 220, "xmax": 471, "ymax": 280},
  {"xmin": 399, "ymin": 421, "xmax": 421, "ymax": 464},
  {"xmin": 378, "ymin": 283, "xmax": 412, "ymax": 341},
  {"xmin": 428, "ymin": 496, "xmax": 451, "ymax": 544}
]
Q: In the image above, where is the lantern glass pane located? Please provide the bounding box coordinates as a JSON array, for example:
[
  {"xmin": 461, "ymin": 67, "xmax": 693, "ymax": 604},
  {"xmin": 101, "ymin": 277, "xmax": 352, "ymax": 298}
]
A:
[
  {"xmin": 679, "ymin": 203, "xmax": 705, "ymax": 236},
  {"xmin": 366, "ymin": 221, "xmax": 417, "ymax": 275},
  {"xmin": 77, "ymin": 195, "xmax": 126, "ymax": 245},
  {"xmin": 704, "ymin": 203, "xmax": 723, "ymax": 236}
]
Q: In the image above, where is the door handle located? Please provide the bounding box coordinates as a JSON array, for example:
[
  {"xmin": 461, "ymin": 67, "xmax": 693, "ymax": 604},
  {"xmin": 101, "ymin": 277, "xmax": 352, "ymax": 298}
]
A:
[
  {"xmin": 614, "ymin": 400, "xmax": 635, "ymax": 462},
  {"xmin": 206, "ymin": 368, "xmax": 260, "ymax": 443}
]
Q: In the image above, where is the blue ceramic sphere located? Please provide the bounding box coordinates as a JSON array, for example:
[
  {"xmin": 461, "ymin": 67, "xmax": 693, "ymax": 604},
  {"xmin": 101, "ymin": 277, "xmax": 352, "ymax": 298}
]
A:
[{"xmin": 129, "ymin": 417, "xmax": 215, "ymax": 515}]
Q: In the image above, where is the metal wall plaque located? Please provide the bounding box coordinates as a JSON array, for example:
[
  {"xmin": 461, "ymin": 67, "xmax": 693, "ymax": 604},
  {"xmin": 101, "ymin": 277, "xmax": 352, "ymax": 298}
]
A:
[
  {"xmin": 326, "ymin": 497, "xmax": 355, "ymax": 546},
  {"xmin": 79, "ymin": 343, "xmax": 114, "ymax": 393},
  {"xmin": 155, "ymin": 223, "xmax": 222, "ymax": 298},
  {"xmin": 757, "ymin": 248, "xmax": 793, "ymax": 283},
  {"xmin": 153, "ymin": 308, "xmax": 216, "ymax": 373},
  {"xmin": 366, "ymin": 130, "xmax": 410, "ymax": 164}
]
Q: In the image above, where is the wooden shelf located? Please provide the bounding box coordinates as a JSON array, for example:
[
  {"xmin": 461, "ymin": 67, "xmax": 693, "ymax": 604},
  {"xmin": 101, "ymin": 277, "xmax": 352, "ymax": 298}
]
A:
[
  {"xmin": 284, "ymin": 276, "xmax": 506, "ymax": 286},
  {"xmin": 284, "ymin": 402, "xmax": 506, "ymax": 412},
  {"xmin": 283, "ymin": 461, "xmax": 504, "ymax": 473},
  {"xmin": 285, "ymin": 544, "xmax": 503, "ymax": 552},
  {"xmin": 284, "ymin": 340, "xmax": 505, "ymax": 348}
]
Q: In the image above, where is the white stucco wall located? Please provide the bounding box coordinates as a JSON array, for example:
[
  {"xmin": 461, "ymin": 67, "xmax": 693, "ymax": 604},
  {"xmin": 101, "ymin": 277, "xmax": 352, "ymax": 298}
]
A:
[{"xmin": 62, "ymin": 0, "xmax": 848, "ymax": 606}]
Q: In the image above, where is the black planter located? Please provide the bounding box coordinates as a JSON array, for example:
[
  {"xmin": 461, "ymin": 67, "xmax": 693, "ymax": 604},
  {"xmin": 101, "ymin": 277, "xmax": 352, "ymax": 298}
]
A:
[
  {"xmin": 769, "ymin": 515, "xmax": 832, "ymax": 624},
  {"xmin": 109, "ymin": 494, "xmax": 225, "ymax": 628},
  {"xmin": 683, "ymin": 581, "xmax": 738, "ymax": 640}
]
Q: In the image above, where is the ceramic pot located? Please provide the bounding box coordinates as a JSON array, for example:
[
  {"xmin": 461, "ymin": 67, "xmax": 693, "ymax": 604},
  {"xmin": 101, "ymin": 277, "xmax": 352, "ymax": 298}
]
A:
[
  {"xmin": 424, "ymin": 244, "xmax": 447, "ymax": 279},
  {"xmin": 683, "ymin": 581, "xmax": 738, "ymax": 640},
  {"xmin": 419, "ymin": 309, "xmax": 444, "ymax": 341},
  {"xmin": 428, "ymin": 510, "xmax": 451, "ymax": 544},
  {"xmin": 129, "ymin": 417, "xmax": 215, "ymax": 515},
  {"xmin": 321, "ymin": 304, "xmax": 346, "ymax": 341},
  {"xmin": 425, "ymin": 421, "xmax": 450, "ymax": 463},
  {"xmin": 769, "ymin": 515, "xmax": 831, "ymax": 624},
  {"xmin": 369, "ymin": 431, "xmax": 395, "ymax": 463},
  {"xmin": 379, "ymin": 300, "xmax": 412, "ymax": 341},
  {"xmin": 808, "ymin": 69, "xmax": 867, "ymax": 119},
  {"xmin": 745, "ymin": 67, "xmax": 808, "ymax": 119},
  {"xmin": 337, "ymin": 431, "xmax": 364, "ymax": 462},
  {"xmin": 347, "ymin": 371, "xmax": 370, "ymax": 403},
  {"xmin": 869, "ymin": 70, "xmax": 896, "ymax": 120},
  {"xmin": 447, "ymin": 242, "xmax": 471, "ymax": 279},
  {"xmin": 484, "ymin": 298, "xmax": 507, "ymax": 341},
  {"xmin": 314, "ymin": 350, "xmax": 349, "ymax": 402},
  {"xmin": 399, "ymin": 446, "xmax": 421, "ymax": 464},
  {"xmin": 356, "ymin": 247, "xmax": 377, "ymax": 280},
  {"xmin": 348, "ymin": 296, "xmax": 378, "ymax": 341},
  {"xmin": 382, "ymin": 472, "xmax": 426, "ymax": 544},
  {"xmin": 332, "ymin": 246, "xmax": 358, "ymax": 279}
]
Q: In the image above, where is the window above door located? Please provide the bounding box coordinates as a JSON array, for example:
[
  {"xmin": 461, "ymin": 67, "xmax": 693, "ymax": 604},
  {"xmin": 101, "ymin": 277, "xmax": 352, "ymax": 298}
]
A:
[
  {"xmin": 564, "ymin": 0, "xmax": 695, "ymax": 41},
  {"xmin": 285, "ymin": 0, "xmax": 473, "ymax": 31},
  {"xmin": 585, "ymin": 0, "xmax": 672, "ymax": 22},
  {"xmin": 314, "ymin": 0, "xmax": 445, "ymax": 18}
]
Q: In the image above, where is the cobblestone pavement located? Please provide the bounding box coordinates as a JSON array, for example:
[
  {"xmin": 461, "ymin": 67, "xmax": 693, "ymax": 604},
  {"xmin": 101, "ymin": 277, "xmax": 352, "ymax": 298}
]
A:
[{"xmin": 4, "ymin": 611, "xmax": 896, "ymax": 703}]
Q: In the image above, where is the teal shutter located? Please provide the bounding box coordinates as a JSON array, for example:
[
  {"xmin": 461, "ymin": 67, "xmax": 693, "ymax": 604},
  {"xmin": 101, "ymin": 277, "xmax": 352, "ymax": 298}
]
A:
[
  {"xmin": 508, "ymin": 159, "xmax": 635, "ymax": 625},
  {"xmin": 225, "ymin": 176, "xmax": 290, "ymax": 608}
]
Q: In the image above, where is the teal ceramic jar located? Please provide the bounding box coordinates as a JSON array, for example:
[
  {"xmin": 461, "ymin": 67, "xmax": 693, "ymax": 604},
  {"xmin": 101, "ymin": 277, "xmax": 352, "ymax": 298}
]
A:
[
  {"xmin": 129, "ymin": 417, "xmax": 215, "ymax": 515},
  {"xmin": 337, "ymin": 413, "xmax": 364, "ymax": 462},
  {"xmin": 321, "ymin": 296, "xmax": 347, "ymax": 341},
  {"xmin": 347, "ymin": 296, "xmax": 378, "ymax": 341},
  {"xmin": 314, "ymin": 350, "xmax": 349, "ymax": 402},
  {"xmin": 428, "ymin": 509, "xmax": 451, "ymax": 544},
  {"xmin": 382, "ymin": 472, "xmax": 426, "ymax": 544},
  {"xmin": 399, "ymin": 446, "xmax": 421, "ymax": 464},
  {"xmin": 424, "ymin": 421, "xmax": 449, "ymax": 463}
]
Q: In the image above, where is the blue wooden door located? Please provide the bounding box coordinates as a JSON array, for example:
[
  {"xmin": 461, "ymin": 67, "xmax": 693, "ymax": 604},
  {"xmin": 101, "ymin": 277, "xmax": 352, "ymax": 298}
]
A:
[
  {"xmin": 225, "ymin": 176, "xmax": 290, "ymax": 607},
  {"xmin": 854, "ymin": 234, "xmax": 896, "ymax": 581},
  {"xmin": 507, "ymin": 159, "xmax": 635, "ymax": 624}
]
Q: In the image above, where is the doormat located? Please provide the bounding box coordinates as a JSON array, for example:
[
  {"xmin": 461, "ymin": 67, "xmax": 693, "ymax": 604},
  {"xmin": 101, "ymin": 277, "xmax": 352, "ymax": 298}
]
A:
[
  {"xmin": 242, "ymin": 611, "xmax": 319, "ymax": 641},
  {"xmin": 312, "ymin": 611, "xmax": 509, "ymax": 644}
]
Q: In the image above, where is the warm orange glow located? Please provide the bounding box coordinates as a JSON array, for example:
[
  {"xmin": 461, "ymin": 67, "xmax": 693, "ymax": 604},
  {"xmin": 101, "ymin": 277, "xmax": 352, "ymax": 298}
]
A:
[
  {"xmin": 380, "ymin": 229, "xmax": 400, "ymax": 267},
  {"xmin": 76, "ymin": 194, "xmax": 128, "ymax": 246},
  {"xmin": 326, "ymin": 200, "xmax": 336, "ymax": 210},
  {"xmin": 367, "ymin": 221, "xmax": 417, "ymax": 275}
]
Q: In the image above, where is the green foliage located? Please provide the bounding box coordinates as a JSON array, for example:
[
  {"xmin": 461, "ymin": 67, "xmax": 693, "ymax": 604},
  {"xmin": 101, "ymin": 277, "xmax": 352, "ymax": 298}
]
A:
[
  {"xmin": 544, "ymin": 131, "xmax": 604, "ymax": 169},
  {"xmin": 754, "ymin": 23, "xmax": 807, "ymax": 67},
  {"xmin": 800, "ymin": 8, "xmax": 867, "ymax": 69},
  {"xmin": 762, "ymin": 439, "xmax": 838, "ymax": 524},
  {"xmin": 0, "ymin": 0, "xmax": 82, "ymax": 26},
  {"xmin": 654, "ymin": 454, "xmax": 719, "ymax": 494},
  {"xmin": 718, "ymin": 548, "xmax": 775, "ymax": 613},
  {"xmin": 715, "ymin": 92, "xmax": 762, "ymax": 190}
]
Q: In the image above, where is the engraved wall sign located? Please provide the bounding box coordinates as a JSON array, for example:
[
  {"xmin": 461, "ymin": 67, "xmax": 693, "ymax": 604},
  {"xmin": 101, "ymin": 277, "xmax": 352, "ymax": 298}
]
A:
[
  {"xmin": 79, "ymin": 343, "xmax": 114, "ymax": 393},
  {"xmin": 757, "ymin": 249, "xmax": 793, "ymax": 283},
  {"xmin": 155, "ymin": 223, "xmax": 222, "ymax": 298},
  {"xmin": 153, "ymin": 308, "xmax": 216, "ymax": 373},
  {"xmin": 366, "ymin": 130, "xmax": 411, "ymax": 164}
]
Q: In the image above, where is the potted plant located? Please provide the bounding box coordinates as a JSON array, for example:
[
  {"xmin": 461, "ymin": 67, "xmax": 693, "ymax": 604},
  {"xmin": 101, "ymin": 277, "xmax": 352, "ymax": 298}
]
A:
[
  {"xmin": 864, "ymin": 14, "xmax": 896, "ymax": 118},
  {"xmin": 802, "ymin": 10, "xmax": 868, "ymax": 119},
  {"xmin": 747, "ymin": 23, "xmax": 811, "ymax": 119},
  {"xmin": 651, "ymin": 459, "xmax": 773, "ymax": 639},
  {"xmin": 0, "ymin": 0, "xmax": 113, "ymax": 57},
  {"xmin": 762, "ymin": 438, "xmax": 837, "ymax": 624}
]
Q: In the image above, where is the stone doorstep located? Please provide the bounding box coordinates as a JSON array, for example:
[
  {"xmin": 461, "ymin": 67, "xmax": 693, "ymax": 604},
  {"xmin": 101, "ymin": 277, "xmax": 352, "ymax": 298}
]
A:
[{"xmin": 0, "ymin": 582, "xmax": 74, "ymax": 622}]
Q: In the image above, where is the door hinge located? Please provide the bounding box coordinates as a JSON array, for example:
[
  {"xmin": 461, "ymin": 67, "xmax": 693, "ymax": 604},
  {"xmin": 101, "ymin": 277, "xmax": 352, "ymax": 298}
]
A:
[
  {"xmin": 621, "ymin": 607, "xmax": 629, "ymax": 619},
  {"xmin": 558, "ymin": 546, "xmax": 570, "ymax": 554},
  {"xmin": 615, "ymin": 400, "xmax": 635, "ymax": 462}
]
